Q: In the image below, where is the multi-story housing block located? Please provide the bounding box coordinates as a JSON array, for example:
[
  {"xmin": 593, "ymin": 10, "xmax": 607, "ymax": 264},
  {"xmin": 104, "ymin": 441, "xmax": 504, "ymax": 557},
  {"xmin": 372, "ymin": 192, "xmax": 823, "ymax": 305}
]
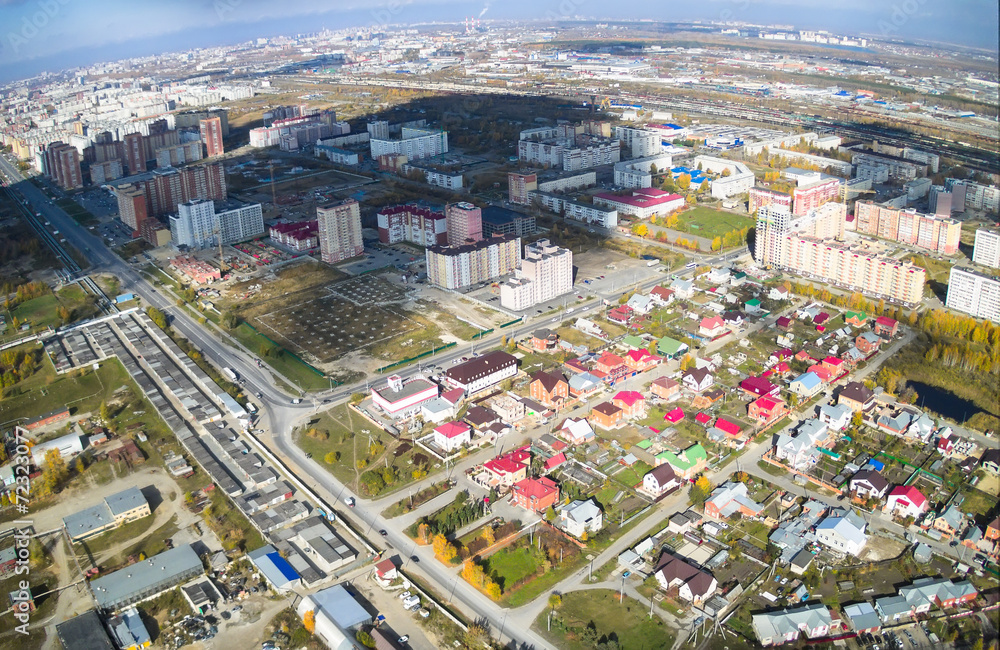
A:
[{"xmin": 317, "ymin": 199, "xmax": 363, "ymax": 264}]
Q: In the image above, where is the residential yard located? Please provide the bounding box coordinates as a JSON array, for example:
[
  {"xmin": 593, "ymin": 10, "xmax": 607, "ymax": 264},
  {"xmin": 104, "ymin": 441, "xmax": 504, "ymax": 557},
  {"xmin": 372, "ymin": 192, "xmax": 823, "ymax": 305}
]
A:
[{"xmin": 533, "ymin": 589, "xmax": 675, "ymax": 650}]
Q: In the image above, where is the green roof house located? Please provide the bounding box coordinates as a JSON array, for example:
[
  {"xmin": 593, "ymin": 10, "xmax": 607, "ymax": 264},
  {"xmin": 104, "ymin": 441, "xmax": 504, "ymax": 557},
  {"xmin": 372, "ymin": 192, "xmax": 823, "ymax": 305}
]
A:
[
  {"xmin": 657, "ymin": 336, "xmax": 689, "ymax": 359},
  {"xmin": 655, "ymin": 443, "xmax": 708, "ymax": 479}
]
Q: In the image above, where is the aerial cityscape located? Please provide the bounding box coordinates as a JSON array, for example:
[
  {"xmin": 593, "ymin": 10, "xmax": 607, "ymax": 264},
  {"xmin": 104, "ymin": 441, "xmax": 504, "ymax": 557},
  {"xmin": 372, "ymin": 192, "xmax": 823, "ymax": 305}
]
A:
[{"xmin": 0, "ymin": 3, "xmax": 998, "ymax": 650}]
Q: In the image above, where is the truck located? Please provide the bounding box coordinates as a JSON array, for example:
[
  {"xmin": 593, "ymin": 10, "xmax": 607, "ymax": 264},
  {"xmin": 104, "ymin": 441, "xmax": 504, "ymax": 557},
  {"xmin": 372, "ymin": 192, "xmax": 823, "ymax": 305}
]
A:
[{"xmin": 222, "ymin": 367, "xmax": 238, "ymax": 382}]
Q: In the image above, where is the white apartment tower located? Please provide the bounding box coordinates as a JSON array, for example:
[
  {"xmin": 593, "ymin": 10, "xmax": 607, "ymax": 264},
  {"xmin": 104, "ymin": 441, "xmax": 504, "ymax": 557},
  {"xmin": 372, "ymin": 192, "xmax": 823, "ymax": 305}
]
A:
[
  {"xmin": 972, "ymin": 229, "xmax": 1000, "ymax": 269},
  {"xmin": 317, "ymin": 199, "xmax": 364, "ymax": 264},
  {"xmin": 169, "ymin": 200, "xmax": 264, "ymax": 248},
  {"xmin": 946, "ymin": 267, "xmax": 1000, "ymax": 323},
  {"xmin": 500, "ymin": 239, "xmax": 573, "ymax": 311}
]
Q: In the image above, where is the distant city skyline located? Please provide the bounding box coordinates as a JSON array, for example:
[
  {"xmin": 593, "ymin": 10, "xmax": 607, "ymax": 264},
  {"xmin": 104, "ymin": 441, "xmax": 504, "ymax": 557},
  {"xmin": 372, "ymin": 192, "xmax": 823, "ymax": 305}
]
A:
[{"xmin": 0, "ymin": 0, "xmax": 996, "ymax": 84}]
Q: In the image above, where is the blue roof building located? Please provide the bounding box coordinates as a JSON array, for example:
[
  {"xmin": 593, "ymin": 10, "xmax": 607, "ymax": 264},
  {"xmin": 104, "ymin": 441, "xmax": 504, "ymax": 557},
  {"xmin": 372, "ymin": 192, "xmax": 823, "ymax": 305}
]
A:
[{"xmin": 248, "ymin": 544, "xmax": 301, "ymax": 592}]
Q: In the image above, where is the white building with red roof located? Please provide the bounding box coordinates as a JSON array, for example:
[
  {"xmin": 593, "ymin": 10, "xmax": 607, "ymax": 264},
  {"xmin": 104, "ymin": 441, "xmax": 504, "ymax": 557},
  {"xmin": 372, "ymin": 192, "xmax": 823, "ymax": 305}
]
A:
[
  {"xmin": 624, "ymin": 349, "xmax": 662, "ymax": 373},
  {"xmin": 593, "ymin": 188, "xmax": 685, "ymax": 219},
  {"xmin": 433, "ymin": 421, "xmax": 471, "ymax": 453},
  {"xmin": 883, "ymin": 486, "xmax": 929, "ymax": 519},
  {"xmin": 699, "ymin": 316, "xmax": 727, "ymax": 338}
]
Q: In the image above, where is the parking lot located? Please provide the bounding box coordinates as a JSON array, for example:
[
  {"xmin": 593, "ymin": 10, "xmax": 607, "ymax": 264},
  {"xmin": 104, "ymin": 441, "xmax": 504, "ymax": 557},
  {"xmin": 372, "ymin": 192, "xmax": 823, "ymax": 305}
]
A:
[{"xmin": 338, "ymin": 243, "xmax": 424, "ymax": 276}]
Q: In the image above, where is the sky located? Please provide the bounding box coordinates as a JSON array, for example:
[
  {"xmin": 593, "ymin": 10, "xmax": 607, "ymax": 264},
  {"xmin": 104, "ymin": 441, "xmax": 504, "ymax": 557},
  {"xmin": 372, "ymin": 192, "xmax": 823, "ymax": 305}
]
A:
[{"xmin": 0, "ymin": 0, "xmax": 996, "ymax": 84}]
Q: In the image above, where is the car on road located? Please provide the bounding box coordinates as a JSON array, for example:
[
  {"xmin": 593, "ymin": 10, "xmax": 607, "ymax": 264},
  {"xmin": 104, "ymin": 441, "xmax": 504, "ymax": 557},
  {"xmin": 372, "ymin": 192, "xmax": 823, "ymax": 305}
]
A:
[
  {"xmin": 379, "ymin": 529, "xmax": 388, "ymax": 537},
  {"xmin": 305, "ymin": 453, "xmax": 312, "ymax": 459},
  {"xmin": 398, "ymin": 636, "xmax": 409, "ymax": 644},
  {"xmin": 622, "ymin": 571, "xmax": 631, "ymax": 578},
  {"xmin": 344, "ymin": 496, "xmax": 355, "ymax": 507}
]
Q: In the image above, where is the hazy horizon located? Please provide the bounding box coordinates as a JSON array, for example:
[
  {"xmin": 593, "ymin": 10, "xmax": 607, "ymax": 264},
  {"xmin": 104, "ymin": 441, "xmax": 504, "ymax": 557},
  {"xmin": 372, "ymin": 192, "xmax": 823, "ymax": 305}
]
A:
[{"xmin": 0, "ymin": 0, "xmax": 997, "ymax": 85}]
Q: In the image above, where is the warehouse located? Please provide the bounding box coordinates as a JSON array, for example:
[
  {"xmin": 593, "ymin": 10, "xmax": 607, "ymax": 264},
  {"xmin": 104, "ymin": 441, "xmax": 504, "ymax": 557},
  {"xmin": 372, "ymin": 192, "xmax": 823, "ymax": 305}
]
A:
[{"xmin": 89, "ymin": 544, "xmax": 203, "ymax": 612}]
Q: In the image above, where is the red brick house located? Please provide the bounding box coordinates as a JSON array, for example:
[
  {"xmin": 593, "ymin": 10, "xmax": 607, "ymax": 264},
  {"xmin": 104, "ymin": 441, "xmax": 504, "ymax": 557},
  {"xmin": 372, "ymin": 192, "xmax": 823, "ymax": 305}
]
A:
[
  {"xmin": 591, "ymin": 402, "xmax": 624, "ymax": 429},
  {"xmin": 874, "ymin": 316, "xmax": 899, "ymax": 337},
  {"xmin": 822, "ymin": 357, "xmax": 845, "ymax": 377},
  {"xmin": 749, "ymin": 396, "xmax": 788, "ymax": 425},
  {"xmin": 531, "ymin": 329, "xmax": 559, "ymax": 352},
  {"xmin": 594, "ymin": 351, "xmax": 629, "ymax": 384},
  {"xmin": 612, "ymin": 391, "xmax": 646, "ymax": 419},
  {"xmin": 529, "ymin": 371, "xmax": 569, "ymax": 409},
  {"xmin": 740, "ymin": 376, "xmax": 780, "ymax": 398},
  {"xmin": 625, "ymin": 349, "xmax": 662, "ymax": 373},
  {"xmin": 651, "ymin": 377, "xmax": 680, "ymax": 400},
  {"xmin": 24, "ymin": 408, "xmax": 71, "ymax": 431},
  {"xmin": 511, "ymin": 476, "xmax": 560, "ymax": 513},
  {"xmin": 855, "ymin": 331, "xmax": 882, "ymax": 355}
]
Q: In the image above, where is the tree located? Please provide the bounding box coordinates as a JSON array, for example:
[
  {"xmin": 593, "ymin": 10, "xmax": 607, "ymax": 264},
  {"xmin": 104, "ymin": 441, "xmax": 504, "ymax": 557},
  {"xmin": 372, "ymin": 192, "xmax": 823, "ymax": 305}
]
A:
[
  {"xmin": 711, "ymin": 236, "xmax": 722, "ymax": 251},
  {"xmin": 433, "ymin": 534, "xmax": 456, "ymax": 561},
  {"xmin": 100, "ymin": 400, "xmax": 110, "ymax": 423},
  {"xmin": 324, "ymin": 451, "xmax": 340, "ymax": 464},
  {"xmin": 548, "ymin": 593, "xmax": 562, "ymax": 611},
  {"xmin": 486, "ymin": 582, "xmax": 502, "ymax": 600},
  {"xmin": 146, "ymin": 307, "xmax": 167, "ymax": 329},
  {"xmin": 303, "ymin": 610, "xmax": 316, "ymax": 633},
  {"xmin": 545, "ymin": 505, "xmax": 557, "ymax": 522},
  {"xmin": 463, "ymin": 623, "xmax": 491, "ymax": 649},
  {"xmin": 481, "ymin": 526, "xmax": 495, "ymax": 546},
  {"xmin": 633, "ymin": 223, "xmax": 648, "ymax": 238},
  {"xmin": 355, "ymin": 629, "xmax": 375, "ymax": 647}
]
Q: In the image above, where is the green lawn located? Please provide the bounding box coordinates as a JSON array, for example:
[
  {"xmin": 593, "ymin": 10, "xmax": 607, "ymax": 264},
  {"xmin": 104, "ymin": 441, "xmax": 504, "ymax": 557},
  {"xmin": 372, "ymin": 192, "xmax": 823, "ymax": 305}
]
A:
[
  {"xmin": 3, "ymin": 285, "xmax": 100, "ymax": 342},
  {"xmin": 230, "ymin": 322, "xmax": 334, "ymax": 392},
  {"xmin": 484, "ymin": 545, "xmax": 541, "ymax": 589},
  {"xmin": 673, "ymin": 207, "xmax": 754, "ymax": 240},
  {"xmin": 0, "ymin": 353, "xmax": 131, "ymax": 423},
  {"xmin": 534, "ymin": 589, "xmax": 675, "ymax": 650}
]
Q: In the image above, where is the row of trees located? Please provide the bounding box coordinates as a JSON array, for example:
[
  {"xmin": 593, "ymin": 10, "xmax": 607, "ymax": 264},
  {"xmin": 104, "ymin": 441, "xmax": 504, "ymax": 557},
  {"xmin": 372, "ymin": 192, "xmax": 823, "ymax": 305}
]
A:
[{"xmin": 0, "ymin": 347, "xmax": 37, "ymax": 389}]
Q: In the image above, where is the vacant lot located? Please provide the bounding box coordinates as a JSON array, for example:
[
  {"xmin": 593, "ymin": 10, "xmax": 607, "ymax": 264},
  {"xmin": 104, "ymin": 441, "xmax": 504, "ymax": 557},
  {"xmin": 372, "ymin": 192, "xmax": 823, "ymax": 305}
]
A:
[
  {"xmin": 534, "ymin": 589, "xmax": 675, "ymax": 650},
  {"xmin": 674, "ymin": 207, "xmax": 754, "ymax": 240}
]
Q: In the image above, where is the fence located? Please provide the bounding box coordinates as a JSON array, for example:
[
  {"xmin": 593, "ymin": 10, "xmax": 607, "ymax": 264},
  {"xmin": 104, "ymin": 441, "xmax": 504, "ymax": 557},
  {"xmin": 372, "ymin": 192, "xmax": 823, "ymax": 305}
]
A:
[
  {"xmin": 498, "ymin": 318, "xmax": 523, "ymax": 329},
  {"xmin": 376, "ymin": 341, "xmax": 457, "ymax": 374}
]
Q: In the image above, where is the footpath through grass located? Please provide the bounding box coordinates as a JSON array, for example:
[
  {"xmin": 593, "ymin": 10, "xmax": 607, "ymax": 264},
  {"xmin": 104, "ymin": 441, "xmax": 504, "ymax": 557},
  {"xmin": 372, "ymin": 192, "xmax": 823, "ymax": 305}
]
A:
[{"xmin": 534, "ymin": 589, "xmax": 675, "ymax": 650}]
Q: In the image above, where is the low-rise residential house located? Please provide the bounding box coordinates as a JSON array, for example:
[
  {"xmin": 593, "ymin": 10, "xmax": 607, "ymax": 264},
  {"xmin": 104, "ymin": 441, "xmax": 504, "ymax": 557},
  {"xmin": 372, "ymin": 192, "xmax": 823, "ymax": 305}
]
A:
[
  {"xmin": 558, "ymin": 418, "xmax": 596, "ymax": 445},
  {"xmin": 818, "ymin": 403, "xmax": 853, "ymax": 431},
  {"xmin": 752, "ymin": 603, "xmax": 834, "ymax": 647},
  {"xmin": 557, "ymin": 499, "xmax": 603, "ymax": 538},
  {"xmin": 624, "ymin": 349, "xmax": 661, "ymax": 373},
  {"xmin": 650, "ymin": 286, "xmax": 675, "ymax": 306},
  {"xmin": 774, "ymin": 419, "xmax": 829, "ymax": 470},
  {"xmin": 626, "ymin": 293, "xmax": 654, "ymax": 314},
  {"xmin": 664, "ymin": 407, "xmax": 685, "ymax": 423},
  {"xmin": 900, "ymin": 577, "xmax": 978, "ymax": 613},
  {"xmin": 491, "ymin": 394, "xmax": 526, "ymax": 422},
  {"xmin": 657, "ymin": 336, "xmax": 689, "ymax": 359},
  {"xmin": 656, "ymin": 443, "xmax": 708, "ymax": 480},
  {"xmin": 568, "ymin": 372, "xmax": 602, "ymax": 397},
  {"xmin": 607, "ymin": 305, "xmax": 635, "ymax": 325},
  {"xmin": 722, "ymin": 311, "xmax": 745, "ymax": 327},
  {"xmin": 821, "ymin": 356, "xmax": 845, "ymax": 377},
  {"xmin": 932, "ymin": 505, "xmax": 965, "ymax": 539},
  {"xmin": 741, "ymin": 376, "xmax": 780, "ymax": 398},
  {"xmin": 714, "ymin": 417, "xmax": 742, "ymax": 438},
  {"xmin": 875, "ymin": 595, "xmax": 913, "ymax": 623},
  {"xmin": 806, "ymin": 364, "xmax": 834, "ymax": 384},
  {"xmin": 704, "ymin": 481, "xmax": 763, "ymax": 520},
  {"xmin": 843, "ymin": 602, "xmax": 881, "ymax": 634},
  {"xmin": 531, "ymin": 329, "xmax": 559, "ymax": 352},
  {"xmin": 838, "ymin": 382, "xmax": 876, "ymax": 413},
  {"xmin": 776, "ymin": 316, "xmax": 793, "ymax": 329},
  {"xmin": 682, "ymin": 367, "xmax": 714, "ymax": 392},
  {"xmin": 529, "ymin": 371, "xmax": 570, "ymax": 409},
  {"xmin": 877, "ymin": 410, "xmax": 914, "ymax": 436},
  {"xmin": 464, "ymin": 405, "xmax": 501, "ymax": 432},
  {"xmin": 855, "ymin": 331, "xmax": 882, "ymax": 355},
  {"xmin": 612, "ymin": 391, "xmax": 646, "ymax": 419},
  {"xmin": 699, "ymin": 316, "xmax": 727, "ymax": 338},
  {"xmin": 510, "ymin": 476, "xmax": 560, "ymax": 513},
  {"xmin": 651, "ymin": 376, "xmax": 681, "ymax": 400},
  {"xmin": 433, "ymin": 421, "xmax": 471, "ymax": 453},
  {"xmin": 849, "ymin": 469, "xmax": 890, "ymax": 501},
  {"xmin": 594, "ymin": 351, "xmax": 629, "ymax": 384},
  {"xmin": 844, "ymin": 311, "xmax": 868, "ymax": 327},
  {"xmin": 652, "ymin": 553, "xmax": 718, "ymax": 604},
  {"xmin": 769, "ymin": 285, "xmax": 790, "ymax": 301},
  {"xmin": 670, "ymin": 278, "xmax": 694, "ymax": 298},
  {"xmin": 749, "ymin": 395, "xmax": 789, "ymax": 425},
  {"xmin": 478, "ymin": 447, "xmax": 531, "ymax": 490},
  {"xmin": 789, "ymin": 372, "xmax": 823, "ymax": 399},
  {"xmin": 590, "ymin": 402, "xmax": 624, "ymax": 429},
  {"xmin": 874, "ymin": 316, "xmax": 899, "ymax": 338},
  {"xmin": 815, "ymin": 508, "xmax": 868, "ymax": 556},
  {"xmin": 642, "ymin": 464, "xmax": 680, "ymax": 498},
  {"xmin": 883, "ymin": 486, "xmax": 929, "ymax": 519},
  {"xmin": 981, "ymin": 448, "xmax": 1000, "ymax": 475}
]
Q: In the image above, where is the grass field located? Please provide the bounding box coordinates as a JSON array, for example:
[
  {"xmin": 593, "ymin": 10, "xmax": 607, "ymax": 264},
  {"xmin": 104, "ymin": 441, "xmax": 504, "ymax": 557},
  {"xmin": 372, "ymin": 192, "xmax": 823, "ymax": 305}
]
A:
[
  {"xmin": 230, "ymin": 323, "xmax": 334, "ymax": 392},
  {"xmin": 673, "ymin": 207, "xmax": 754, "ymax": 240},
  {"xmin": 55, "ymin": 198, "xmax": 98, "ymax": 225},
  {"xmin": 3, "ymin": 284, "xmax": 99, "ymax": 342},
  {"xmin": 485, "ymin": 545, "xmax": 541, "ymax": 589},
  {"xmin": 534, "ymin": 589, "xmax": 675, "ymax": 650}
]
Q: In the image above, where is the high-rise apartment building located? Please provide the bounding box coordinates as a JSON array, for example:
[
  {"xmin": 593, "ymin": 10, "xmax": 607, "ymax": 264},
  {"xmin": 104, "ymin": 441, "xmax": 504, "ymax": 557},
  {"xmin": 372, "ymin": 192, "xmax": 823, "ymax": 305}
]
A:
[
  {"xmin": 500, "ymin": 239, "xmax": 573, "ymax": 311},
  {"xmin": 792, "ymin": 178, "xmax": 840, "ymax": 216},
  {"xmin": 614, "ymin": 126, "xmax": 660, "ymax": 158},
  {"xmin": 756, "ymin": 203, "xmax": 848, "ymax": 266},
  {"xmin": 376, "ymin": 204, "xmax": 447, "ymax": 246},
  {"xmin": 116, "ymin": 162, "xmax": 227, "ymax": 230},
  {"xmin": 199, "ymin": 117, "xmax": 224, "ymax": 158},
  {"xmin": 445, "ymin": 202, "xmax": 483, "ymax": 246},
  {"xmin": 168, "ymin": 200, "xmax": 264, "ymax": 248},
  {"xmin": 972, "ymin": 229, "xmax": 1000, "ymax": 269},
  {"xmin": 425, "ymin": 235, "xmax": 521, "ymax": 290},
  {"xmin": 116, "ymin": 184, "xmax": 150, "ymax": 235},
  {"xmin": 749, "ymin": 187, "xmax": 792, "ymax": 214},
  {"xmin": 754, "ymin": 205, "xmax": 792, "ymax": 266},
  {"xmin": 854, "ymin": 201, "xmax": 961, "ymax": 255},
  {"xmin": 946, "ymin": 267, "xmax": 1000, "ymax": 323},
  {"xmin": 123, "ymin": 132, "xmax": 146, "ymax": 174},
  {"xmin": 43, "ymin": 142, "xmax": 83, "ymax": 190},
  {"xmin": 508, "ymin": 172, "xmax": 538, "ymax": 205},
  {"xmin": 317, "ymin": 199, "xmax": 364, "ymax": 264}
]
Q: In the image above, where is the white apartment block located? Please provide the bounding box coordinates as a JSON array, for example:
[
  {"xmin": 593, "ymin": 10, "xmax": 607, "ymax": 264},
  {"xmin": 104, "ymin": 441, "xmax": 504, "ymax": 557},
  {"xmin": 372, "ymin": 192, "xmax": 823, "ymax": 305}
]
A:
[
  {"xmin": 518, "ymin": 140, "xmax": 563, "ymax": 167},
  {"xmin": 948, "ymin": 179, "xmax": 1000, "ymax": 213},
  {"xmin": 500, "ymin": 239, "xmax": 573, "ymax": 310},
  {"xmin": 562, "ymin": 141, "xmax": 621, "ymax": 171},
  {"xmin": 317, "ymin": 199, "xmax": 364, "ymax": 264},
  {"xmin": 614, "ymin": 154, "xmax": 674, "ymax": 189},
  {"xmin": 902, "ymin": 148, "xmax": 940, "ymax": 174},
  {"xmin": 742, "ymin": 131, "xmax": 818, "ymax": 156},
  {"xmin": 973, "ymin": 230, "xmax": 1000, "ymax": 269},
  {"xmin": 855, "ymin": 164, "xmax": 890, "ymax": 183},
  {"xmin": 169, "ymin": 200, "xmax": 264, "ymax": 248},
  {"xmin": 754, "ymin": 204, "xmax": 792, "ymax": 266},
  {"xmin": 768, "ymin": 148, "xmax": 853, "ymax": 176},
  {"xmin": 425, "ymin": 235, "xmax": 521, "ymax": 290},
  {"xmin": 694, "ymin": 156, "xmax": 755, "ymax": 199},
  {"xmin": 946, "ymin": 267, "xmax": 1000, "ymax": 323},
  {"xmin": 533, "ymin": 192, "xmax": 618, "ymax": 229},
  {"xmin": 536, "ymin": 171, "xmax": 596, "ymax": 193},
  {"xmin": 370, "ymin": 128, "xmax": 448, "ymax": 161},
  {"xmin": 615, "ymin": 126, "xmax": 660, "ymax": 158},
  {"xmin": 851, "ymin": 152, "xmax": 920, "ymax": 181}
]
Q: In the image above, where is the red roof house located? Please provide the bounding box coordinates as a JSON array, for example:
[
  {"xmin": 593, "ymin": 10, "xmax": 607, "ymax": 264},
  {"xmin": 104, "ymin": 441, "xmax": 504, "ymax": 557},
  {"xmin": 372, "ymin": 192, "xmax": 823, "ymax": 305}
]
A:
[
  {"xmin": 543, "ymin": 452, "xmax": 567, "ymax": 472},
  {"xmin": 699, "ymin": 316, "xmax": 727, "ymax": 338},
  {"xmin": 874, "ymin": 316, "xmax": 899, "ymax": 337},
  {"xmin": 608, "ymin": 305, "xmax": 634, "ymax": 325},
  {"xmin": 625, "ymin": 349, "xmax": 662, "ymax": 373},
  {"xmin": 715, "ymin": 417, "xmax": 741, "ymax": 436},
  {"xmin": 612, "ymin": 391, "xmax": 646, "ymax": 419},
  {"xmin": 511, "ymin": 476, "xmax": 560, "ymax": 513},
  {"xmin": 749, "ymin": 395, "xmax": 788, "ymax": 424},
  {"xmin": 776, "ymin": 316, "xmax": 793, "ymax": 329},
  {"xmin": 695, "ymin": 412, "xmax": 712, "ymax": 426},
  {"xmin": 884, "ymin": 486, "xmax": 929, "ymax": 519},
  {"xmin": 665, "ymin": 407, "xmax": 685, "ymax": 423},
  {"xmin": 740, "ymin": 376, "xmax": 780, "ymax": 398},
  {"xmin": 594, "ymin": 351, "xmax": 629, "ymax": 384}
]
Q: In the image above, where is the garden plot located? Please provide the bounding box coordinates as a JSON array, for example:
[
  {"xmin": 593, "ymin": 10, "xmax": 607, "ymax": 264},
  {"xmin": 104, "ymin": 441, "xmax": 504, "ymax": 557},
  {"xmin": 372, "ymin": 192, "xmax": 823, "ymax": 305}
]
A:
[{"xmin": 248, "ymin": 277, "xmax": 418, "ymax": 363}]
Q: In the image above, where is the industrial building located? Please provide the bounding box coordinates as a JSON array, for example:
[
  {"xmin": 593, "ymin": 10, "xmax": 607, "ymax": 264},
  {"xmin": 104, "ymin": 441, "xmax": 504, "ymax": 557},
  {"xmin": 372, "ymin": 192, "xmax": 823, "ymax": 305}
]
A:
[{"xmin": 89, "ymin": 544, "xmax": 203, "ymax": 612}]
